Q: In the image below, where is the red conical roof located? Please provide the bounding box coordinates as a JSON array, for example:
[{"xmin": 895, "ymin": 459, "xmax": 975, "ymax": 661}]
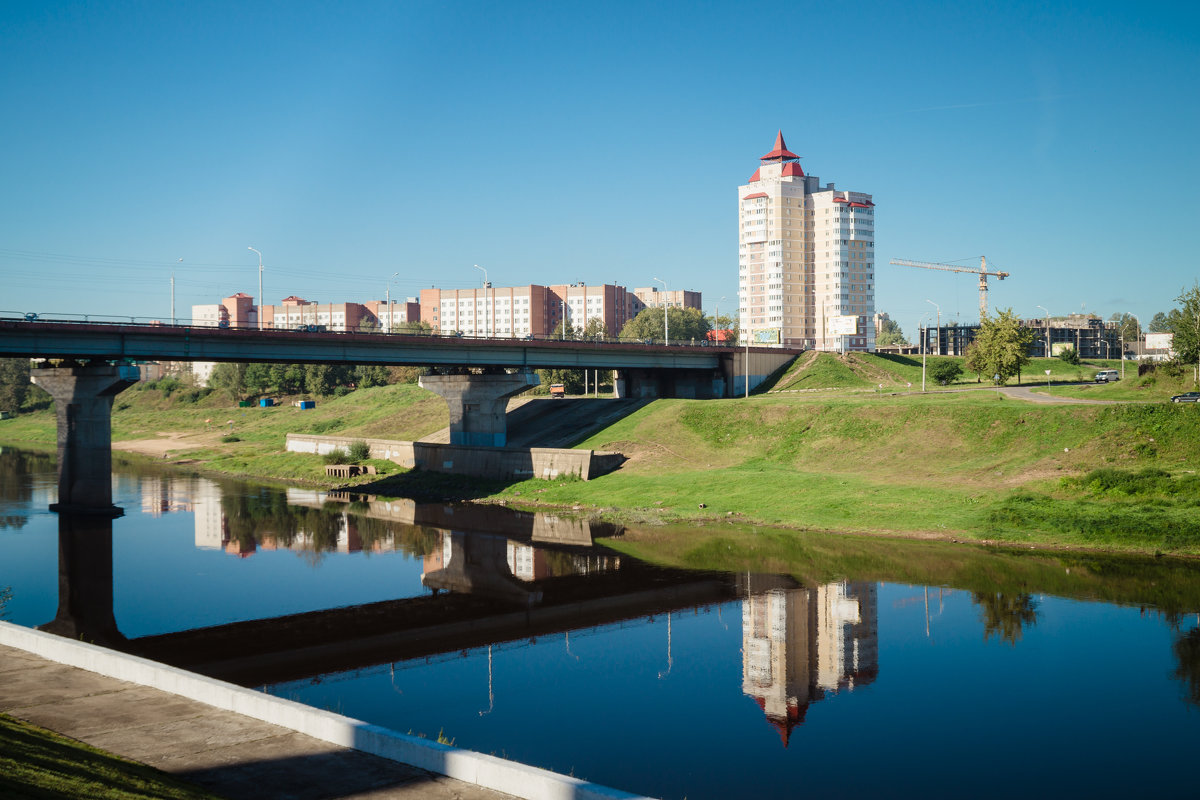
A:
[{"xmin": 760, "ymin": 130, "xmax": 799, "ymax": 162}]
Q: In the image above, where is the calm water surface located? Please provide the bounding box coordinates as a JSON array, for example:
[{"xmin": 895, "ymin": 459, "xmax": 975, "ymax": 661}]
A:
[{"xmin": 2, "ymin": 448, "xmax": 1198, "ymax": 799}]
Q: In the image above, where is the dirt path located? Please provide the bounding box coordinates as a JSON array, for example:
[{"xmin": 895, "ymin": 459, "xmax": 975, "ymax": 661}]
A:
[{"xmin": 113, "ymin": 430, "xmax": 223, "ymax": 457}]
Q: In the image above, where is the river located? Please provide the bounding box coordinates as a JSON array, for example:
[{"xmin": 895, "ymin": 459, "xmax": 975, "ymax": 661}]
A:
[{"xmin": 1, "ymin": 446, "xmax": 1198, "ymax": 799}]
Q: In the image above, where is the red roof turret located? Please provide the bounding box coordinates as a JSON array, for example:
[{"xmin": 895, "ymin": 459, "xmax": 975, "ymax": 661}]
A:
[{"xmin": 760, "ymin": 130, "xmax": 800, "ymax": 162}]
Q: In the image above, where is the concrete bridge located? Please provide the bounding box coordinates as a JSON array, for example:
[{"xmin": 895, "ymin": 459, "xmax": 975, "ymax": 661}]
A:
[{"xmin": 0, "ymin": 319, "xmax": 799, "ymax": 513}]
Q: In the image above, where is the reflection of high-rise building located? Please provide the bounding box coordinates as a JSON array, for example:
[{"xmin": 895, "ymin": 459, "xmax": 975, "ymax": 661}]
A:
[
  {"xmin": 193, "ymin": 480, "xmax": 226, "ymax": 550},
  {"xmin": 742, "ymin": 581, "xmax": 878, "ymax": 746}
]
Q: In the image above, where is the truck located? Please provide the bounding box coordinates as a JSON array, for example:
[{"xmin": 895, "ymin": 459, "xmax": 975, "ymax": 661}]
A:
[{"xmin": 550, "ymin": 383, "xmax": 566, "ymax": 398}]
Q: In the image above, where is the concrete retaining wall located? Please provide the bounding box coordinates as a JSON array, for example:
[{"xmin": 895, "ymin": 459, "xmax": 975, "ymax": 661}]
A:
[
  {"xmin": 0, "ymin": 622, "xmax": 650, "ymax": 800},
  {"xmin": 286, "ymin": 434, "xmax": 624, "ymax": 481}
]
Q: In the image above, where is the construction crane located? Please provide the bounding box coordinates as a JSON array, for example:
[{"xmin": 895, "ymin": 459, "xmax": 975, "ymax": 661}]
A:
[{"xmin": 889, "ymin": 256, "xmax": 1011, "ymax": 320}]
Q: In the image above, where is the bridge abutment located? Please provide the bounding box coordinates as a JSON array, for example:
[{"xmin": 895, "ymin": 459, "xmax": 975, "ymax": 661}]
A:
[
  {"xmin": 31, "ymin": 365, "xmax": 139, "ymax": 515},
  {"xmin": 418, "ymin": 370, "xmax": 539, "ymax": 447}
]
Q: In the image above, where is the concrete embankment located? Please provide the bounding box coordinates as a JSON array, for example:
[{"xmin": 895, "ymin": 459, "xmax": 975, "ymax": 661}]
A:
[{"xmin": 0, "ymin": 622, "xmax": 653, "ymax": 800}]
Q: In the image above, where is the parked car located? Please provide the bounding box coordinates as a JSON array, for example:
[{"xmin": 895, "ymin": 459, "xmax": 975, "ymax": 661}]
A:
[
  {"xmin": 1094, "ymin": 369, "xmax": 1120, "ymax": 383},
  {"xmin": 1171, "ymin": 392, "xmax": 1200, "ymax": 403}
]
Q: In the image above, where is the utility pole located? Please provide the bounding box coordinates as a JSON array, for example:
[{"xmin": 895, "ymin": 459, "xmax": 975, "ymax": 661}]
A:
[
  {"xmin": 926, "ymin": 299, "xmax": 941, "ymax": 356},
  {"xmin": 248, "ymin": 247, "xmax": 263, "ymax": 330},
  {"xmin": 654, "ymin": 278, "xmax": 669, "ymax": 345}
]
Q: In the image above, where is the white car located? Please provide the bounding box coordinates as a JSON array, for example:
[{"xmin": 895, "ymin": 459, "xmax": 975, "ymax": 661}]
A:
[{"xmin": 1095, "ymin": 369, "xmax": 1119, "ymax": 383}]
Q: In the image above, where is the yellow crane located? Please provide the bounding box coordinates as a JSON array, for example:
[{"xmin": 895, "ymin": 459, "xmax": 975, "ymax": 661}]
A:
[{"xmin": 889, "ymin": 256, "xmax": 1011, "ymax": 320}]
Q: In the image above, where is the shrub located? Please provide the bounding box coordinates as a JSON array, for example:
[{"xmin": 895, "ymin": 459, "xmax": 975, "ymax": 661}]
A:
[
  {"xmin": 930, "ymin": 361, "xmax": 963, "ymax": 386},
  {"xmin": 1058, "ymin": 348, "xmax": 1080, "ymax": 365},
  {"xmin": 347, "ymin": 440, "xmax": 371, "ymax": 462},
  {"xmin": 323, "ymin": 447, "xmax": 350, "ymax": 464},
  {"xmin": 221, "ymin": 435, "xmax": 241, "ymax": 443}
]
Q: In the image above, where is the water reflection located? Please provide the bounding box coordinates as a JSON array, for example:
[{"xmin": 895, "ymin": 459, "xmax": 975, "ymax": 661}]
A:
[
  {"xmin": 7, "ymin": 450, "xmax": 1200, "ymax": 797},
  {"xmin": 741, "ymin": 578, "xmax": 878, "ymax": 746},
  {"xmin": 0, "ymin": 447, "xmax": 54, "ymax": 529}
]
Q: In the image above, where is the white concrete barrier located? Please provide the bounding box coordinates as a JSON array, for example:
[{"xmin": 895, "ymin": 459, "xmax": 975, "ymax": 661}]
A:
[{"xmin": 0, "ymin": 621, "xmax": 652, "ymax": 800}]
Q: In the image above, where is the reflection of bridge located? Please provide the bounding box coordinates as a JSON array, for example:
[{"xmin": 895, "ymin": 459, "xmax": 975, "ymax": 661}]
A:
[{"xmin": 1, "ymin": 319, "xmax": 798, "ymax": 507}]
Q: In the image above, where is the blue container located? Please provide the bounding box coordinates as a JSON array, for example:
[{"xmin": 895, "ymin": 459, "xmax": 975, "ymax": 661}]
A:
[
  {"xmin": 259, "ymin": 398, "xmax": 274, "ymax": 407},
  {"xmin": 299, "ymin": 400, "xmax": 315, "ymax": 410}
]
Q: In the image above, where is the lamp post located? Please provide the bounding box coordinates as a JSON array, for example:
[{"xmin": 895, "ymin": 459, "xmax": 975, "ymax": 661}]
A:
[
  {"xmin": 1124, "ymin": 313, "xmax": 1141, "ymax": 380},
  {"xmin": 248, "ymin": 247, "xmax": 263, "ymax": 330},
  {"xmin": 653, "ymin": 278, "xmax": 669, "ymax": 344},
  {"xmin": 385, "ymin": 271, "xmax": 399, "ymax": 333},
  {"xmin": 1037, "ymin": 305, "xmax": 1050, "ymax": 360},
  {"xmin": 171, "ymin": 258, "xmax": 181, "ymax": 326},
  {"xmin": 926, "ymin": 299, "xmax": 941, "ymax": 356},
  {"xmin": 919, "ymin": 313, "xmax": 931, "ymax": 392},
  {"xmin": 473, "ymin": 265, "xmax": 487, "ymax": 338}
]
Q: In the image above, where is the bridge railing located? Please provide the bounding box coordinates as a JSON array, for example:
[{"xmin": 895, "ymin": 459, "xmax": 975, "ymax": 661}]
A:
[{"xmin": 0, "ymin": 311, "xmax": 746, "ymax": 350}]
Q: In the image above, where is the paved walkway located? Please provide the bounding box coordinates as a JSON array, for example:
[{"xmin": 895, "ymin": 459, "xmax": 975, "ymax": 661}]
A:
[{"xmin": 0, "ymin": 643, "xmax": 516, "ymax": 800}]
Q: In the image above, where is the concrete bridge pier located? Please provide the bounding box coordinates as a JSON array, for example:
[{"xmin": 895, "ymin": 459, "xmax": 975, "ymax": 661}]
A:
[
  {"xmin": 31, "ymin": 364, "xmax": 139, "ymax": 515},
  {"xmin": 419, "ymin": 370, "xmax": 539, "ymax": 447}
]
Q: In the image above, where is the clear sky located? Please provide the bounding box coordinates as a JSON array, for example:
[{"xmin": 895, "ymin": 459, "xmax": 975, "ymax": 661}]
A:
[{"xmin": 2, "ymin": 0, "xmax": 1197, "ymax": 336}]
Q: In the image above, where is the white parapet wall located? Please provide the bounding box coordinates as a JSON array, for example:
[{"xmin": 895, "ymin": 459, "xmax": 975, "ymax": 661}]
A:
[{"xmin": 0, "ymin": 622, "xmax": 652, "ymax": 800}]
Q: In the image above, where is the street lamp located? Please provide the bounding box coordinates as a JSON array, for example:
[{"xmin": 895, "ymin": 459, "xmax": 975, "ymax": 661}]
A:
[
  {"xmin": 919, "ymin": 312, "xmax": 931, "ymax": 392},
  {"xmin": 473, "ymin": 265, "xmax": 487, "ymax": 338},
  {"xmin": 171, "ymin": 258, "xmax": 181, "ymax": 326},
  {"xmin": 1123, "ymin": 313, "xmax": 1141, "ymax": 380},
  {"xmin": 1037, "ymin": 305, "xmax": 1050, "ymax": 359},
  {"xmin": 385, "ymin": 271, "xmax": 399, "ymax": 333},
  {"xmin": 926, "ymin": 299, "xmax": 941, "ymax": 356},
  {"xmin": 248, "ymin": 247, "xmax": 263, "ymax": 330},
  {"xmin": 653, "ymin": 277, "xmax": 669, "ymax": 344}
]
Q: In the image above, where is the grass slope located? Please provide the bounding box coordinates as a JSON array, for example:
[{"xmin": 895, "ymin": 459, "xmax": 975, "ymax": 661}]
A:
[{"xmin": 0, "ymin": 713, "xmax": 221, "ymax": 800}]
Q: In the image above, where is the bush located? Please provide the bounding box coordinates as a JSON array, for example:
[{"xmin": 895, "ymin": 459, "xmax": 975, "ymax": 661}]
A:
[
  {"xmin": 347, "ymin": 440, "xmax": 371, "ymax": 462},
  {"xmin": 323, "ymin": 447, "xmax": 350, "ymax": 464},
  {"xmin": 930, "ymin": 361, "xmax": 963, "ymax": 386},
  {"xmin": 1058, "ymin": 348, "xmax": 1080, "ymax": 365},
  {"xmin": 221, "ymin": 435, "xmax": 241, "ymax": 443}
]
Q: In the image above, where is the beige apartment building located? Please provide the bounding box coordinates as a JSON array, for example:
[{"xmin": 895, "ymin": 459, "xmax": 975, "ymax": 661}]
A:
[
  {"xmin": 738, "ymin": 132, "xmax": 875, "ymax": 350},
  {"xmin": 421, "ymin": 283, "xmax": 653, "ymax": 338}
]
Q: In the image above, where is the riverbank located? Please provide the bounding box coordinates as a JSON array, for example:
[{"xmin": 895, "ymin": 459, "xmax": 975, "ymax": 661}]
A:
[{"xmin": 2, "ymin": 371, "xmax": 1198, "ymax": 556}]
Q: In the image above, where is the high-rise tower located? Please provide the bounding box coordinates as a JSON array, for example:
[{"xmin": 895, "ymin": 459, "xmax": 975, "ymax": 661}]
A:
[{"xmin": 738, "ymin": 132, "xmax": 876, "ymax": 350}]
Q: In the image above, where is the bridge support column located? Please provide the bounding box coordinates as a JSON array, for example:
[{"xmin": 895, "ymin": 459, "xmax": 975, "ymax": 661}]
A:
[
  {"xmin": 31, "ymin": 365, "xmax": 139, "ymax": 515},
  {"xmin": 38, "ymin": 514, "xmax": 125, "ymax": 646},
  {"xmin": 419, "ymin": 370, "xmax": 539, "ymax": 447}
]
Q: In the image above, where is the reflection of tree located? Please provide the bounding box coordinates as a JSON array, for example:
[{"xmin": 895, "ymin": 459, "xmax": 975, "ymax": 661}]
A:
[
  {"xmin": 221, "ymin": 490, "xmax": 341, "ymax": 553},
  {"xmin": 1172, "ymin": 627, "xmax": 1200, "ymax": 707},
  {"xmin": 0, "ymin": 585, "xmax": 12, "ymax": 619},
  {"xmin": 0, "ymin": 449, "xmax": 55, "ymax": 529},
  {"xmin": 972, "ymin": 592, "xmax": 1039, "ymax": 645}
]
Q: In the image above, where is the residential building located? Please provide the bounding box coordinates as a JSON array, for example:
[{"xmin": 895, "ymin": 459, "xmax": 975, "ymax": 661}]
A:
[
  {"xmin": 421, "ymin": 283, "xmax": 651, "ymax": 338},
  {"xmin": 738, "ymin": 132, "xmax": 875, "ymax": 350}
]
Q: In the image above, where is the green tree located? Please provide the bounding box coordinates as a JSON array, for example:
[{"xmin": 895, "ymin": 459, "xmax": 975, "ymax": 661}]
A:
[
  {"xmin": 355, "ymin": 365, "xmax": 390, "ymax": 388},
  {"xmin": 396, "ymin": 319, "xmax": 433, "ymax": 335},
  {"xmin": 1058, "ymin": 347, "xmax": 1080, "ymax": 365},
  {"xmin": 550, "ymin": 318, "xmax": 580, "ymax": 340},
  {"xmin": 929, "ymin": 360, "xmax": 962, "ymax": 385},
  {"xmin": 964, "ymin": 308, "xmax": 1036, "ymax": 385},
  {"xmin": 208, "ymin": 362, "xmax": 248, "ymax": 399},
  {"xmin": 619, "ymin": 306, "xmax": 711, "ymax": 343},
  {"xmin": 1165, "ymin": 281, "xmax": 1200, "ymax": 370},
  {"xmin": 581, "ymin": 317, "xmax": 609, "ymax": 340},
  {"xmin": 708, "ymin": 314, "xmax": 739, "ymax": 345},
  {"xmin": 1149, "ymin": 311, "xmax": 1170, "ymax": 333},
  {"xmin": 536, "ymin": 368, "xmax": 583, "ymax": 394},
  {"xmin": 876, "ymin": 318, "xmax": 908, "ymax": 347},
  {"xmin": 1109, "ymin": 312, "xmax": 1141, "ymax": 344},
  {"xmin": 0, "ymin": 358, "xmax": 30, "ymax": 413}
]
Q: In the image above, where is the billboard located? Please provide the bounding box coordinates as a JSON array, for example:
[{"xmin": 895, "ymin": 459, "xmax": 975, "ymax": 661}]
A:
[
  {"xmin": 829, "ymin": 315, "xmax": 858, "ymax": 336},
  {"xmin": 1145, "ymin": 332, "xmax": 1174, "ymax": 351},
  {"xmin": 753, "ymin": 328, "xmax": 780, "ymax": 344},
  {"xmin": 1051, "ymin": 342, "xmax": 1075, "ymax": 357}
]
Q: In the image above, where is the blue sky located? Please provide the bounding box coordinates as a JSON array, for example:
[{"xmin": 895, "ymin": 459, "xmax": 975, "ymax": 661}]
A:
[{"xmin": 1, "ymin": 0, "xmax": 1197, "ymax": 336}]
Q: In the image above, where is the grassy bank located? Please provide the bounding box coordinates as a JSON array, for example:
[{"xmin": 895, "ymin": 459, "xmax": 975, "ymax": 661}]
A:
[
  {"xmin": 3, "ymin": 371, "xmax": 1199, "ymax": 555},
  {"xmin": 0, "ymin": 713, "xmax": 221, "ymax": 800}
]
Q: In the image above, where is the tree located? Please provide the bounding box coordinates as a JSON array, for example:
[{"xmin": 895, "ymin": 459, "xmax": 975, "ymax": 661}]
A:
[
  {"xmin": 1149, "ymin": 311, "xmax": 1171, "ymax": 333},
  {"xmin": 929, "ymin": 360, "xmax": 962, "ymax": 385},
  {"xmin": 1109, "ymin": 312, "xmax": 1141, "ymax": 344},
  {"xmin": 550, "ymin": 318, "xmax": 580, "ymax": 340},
  {"xmin": 1165, "ymin": 281, "xmax": 1200, "ymax": 369},
  {"xmin": 581, "ymin": 317, "xmax": 609, "ymax": 340},
  {"xmin": 1058, "ymin": 347, "xmax": 1079, "ymax": 365},
  {"xmin": 208, "ymin": 362, "xmax": 248, "ymax": 399},
  {"xmin": 536, "ymin": 368, "xmax": 584, "ymax": 394},
  {"xmin": 619, "ymin": 306, "xmax": 711, "ymax": 343},
  {"xmin": 963, "ymin": 308, "xmax": 1036, "ymax": 385},
  {"xmin": 396, "ymin": 319, "xmax": 432, "ymax": 335},
  {"xmin": 354, "ymin": 365, "xmax": 390, "ymax": 388},
  {"xmin": 876, "ymin": 318, "xmax": 908, "ymax": 347},
  {"xmin": 0, "ymin": 358, "xmax": 30, "ymax": 413},
  {"xmin": 708, "ymin": 314, "xmax": 739, "ymax": 345}
]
